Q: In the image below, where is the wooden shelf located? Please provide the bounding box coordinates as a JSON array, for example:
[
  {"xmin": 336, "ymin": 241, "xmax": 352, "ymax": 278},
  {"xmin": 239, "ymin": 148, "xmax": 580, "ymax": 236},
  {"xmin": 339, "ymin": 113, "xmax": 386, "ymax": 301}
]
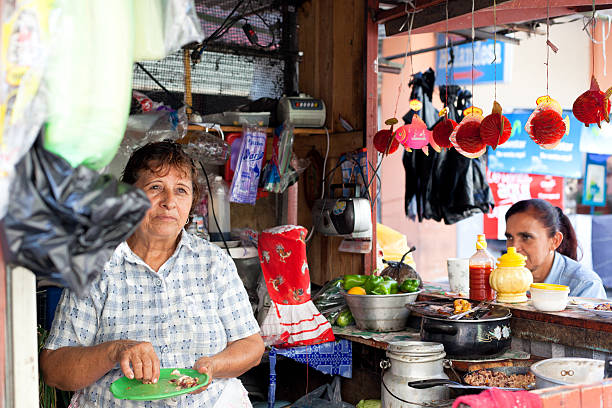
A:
[{"xmin": 187, "ymin": 124, "xmax": 328, "ymax": 135}]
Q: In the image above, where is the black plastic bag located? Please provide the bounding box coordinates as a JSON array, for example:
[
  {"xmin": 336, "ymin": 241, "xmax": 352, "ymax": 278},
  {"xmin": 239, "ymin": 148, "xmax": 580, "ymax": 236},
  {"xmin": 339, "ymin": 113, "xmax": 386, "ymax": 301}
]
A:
[
  {"xmin": 3, "ymin": 140, "xmax": 150, "ymax": 296},
  {"xmin": 292, "ymin": 377, "xmax": 354, "ymax": 408}
]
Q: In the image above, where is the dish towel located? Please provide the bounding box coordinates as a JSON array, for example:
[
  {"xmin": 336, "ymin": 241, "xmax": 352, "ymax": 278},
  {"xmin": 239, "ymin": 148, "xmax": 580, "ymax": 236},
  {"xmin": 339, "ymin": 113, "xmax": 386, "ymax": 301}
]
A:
[
  {"xmin": 452, "ymin": 388, "xmax": 542, "ymax": 408},
  {"xmin": 258, "ymin": 225, "xmax": 335, "ymax": 347}
]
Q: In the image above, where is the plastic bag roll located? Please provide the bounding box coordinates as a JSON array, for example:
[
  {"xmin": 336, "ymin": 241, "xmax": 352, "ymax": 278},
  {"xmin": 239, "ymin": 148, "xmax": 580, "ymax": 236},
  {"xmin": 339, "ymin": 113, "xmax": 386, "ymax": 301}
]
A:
[{"xmin": 133, "ymin": 0, "xmax": 165, "ymax": 61}]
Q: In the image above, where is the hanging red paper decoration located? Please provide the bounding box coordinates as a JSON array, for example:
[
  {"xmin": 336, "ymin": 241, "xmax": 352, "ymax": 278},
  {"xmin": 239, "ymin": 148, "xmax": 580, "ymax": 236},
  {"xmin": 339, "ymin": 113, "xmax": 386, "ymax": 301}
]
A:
[
  {"xmin": 480, "ymin": 101, "xmax": 511, "ymax": 149},
  {"xmin": 525, "ymin": 95, "xmax": 569, "ymax": 149},
  {"xmin": 374, "ymin": 118, "xmax": 400, "ymax": 155},
  {"xmin": 572, "ymin": 76, "xmax": 612, "ymax": 128},
  {"xmin": 432, "ymin": 108, "xmax": 457, "ymax": 149},
  {"xmin": 450, "ymin": 107, "xmax": 486, "ymax": 158}
]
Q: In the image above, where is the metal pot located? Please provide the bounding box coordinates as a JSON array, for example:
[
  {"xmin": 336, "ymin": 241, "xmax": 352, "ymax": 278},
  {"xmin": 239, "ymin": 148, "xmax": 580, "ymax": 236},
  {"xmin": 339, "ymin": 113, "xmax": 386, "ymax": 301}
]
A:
[
  {"xmin": 530, "ymin": 358, "xmax": 605, "ymax": 389},
  {"xmin": 420, "ymin": 306, "xmax": 512, "ymax": 359},
  {"xmin": 380, "ymin": 341, "xmax": 449, "ymax": 408}
]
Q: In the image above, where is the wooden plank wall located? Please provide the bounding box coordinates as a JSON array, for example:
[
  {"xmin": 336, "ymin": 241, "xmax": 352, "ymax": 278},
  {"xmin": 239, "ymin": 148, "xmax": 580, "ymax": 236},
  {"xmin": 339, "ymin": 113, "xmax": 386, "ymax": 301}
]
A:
[{"xmin": 296, "ymin": 0, "xmax": 368, "ymax": 284}]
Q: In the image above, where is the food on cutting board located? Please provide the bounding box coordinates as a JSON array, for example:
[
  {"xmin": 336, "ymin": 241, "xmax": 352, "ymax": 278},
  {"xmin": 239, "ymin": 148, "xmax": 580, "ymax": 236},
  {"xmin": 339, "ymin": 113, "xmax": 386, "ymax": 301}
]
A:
[
  {"xmin": 464, "ymin": 369, "xmax": 535, "ymax": 389},
  {"xmin": 169, "ymin": 370, "xmax": 200, "ymax": 390},
  {"xmin": 453, "ymin": 299, "xmax": 472, "ymax": 315}
]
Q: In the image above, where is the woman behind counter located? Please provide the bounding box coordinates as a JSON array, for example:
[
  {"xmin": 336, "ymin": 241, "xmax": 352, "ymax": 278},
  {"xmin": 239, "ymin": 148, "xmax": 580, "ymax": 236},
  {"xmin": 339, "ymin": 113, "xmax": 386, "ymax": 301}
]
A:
[
  {"xmin": 505, "ymin": 199, "xmax": 606, "ymax": 299},
  {"xmin": 40, "ymin": 141, "xmax": 264, "ymax": 407}
]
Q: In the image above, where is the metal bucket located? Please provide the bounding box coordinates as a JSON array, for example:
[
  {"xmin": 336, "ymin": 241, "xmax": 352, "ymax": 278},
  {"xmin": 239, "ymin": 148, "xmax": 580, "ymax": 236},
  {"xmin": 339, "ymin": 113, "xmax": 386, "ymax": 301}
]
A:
[{"xmin": 343, "ymin": 290, "xmax": 421, "ymax": 332}]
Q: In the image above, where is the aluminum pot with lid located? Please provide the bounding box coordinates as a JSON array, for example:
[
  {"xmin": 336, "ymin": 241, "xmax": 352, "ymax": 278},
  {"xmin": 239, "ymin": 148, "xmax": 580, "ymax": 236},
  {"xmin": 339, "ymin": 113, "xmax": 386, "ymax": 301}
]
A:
[{"xmin": 381, "ymin": 341, "xmax": 449, "ymax": 408}]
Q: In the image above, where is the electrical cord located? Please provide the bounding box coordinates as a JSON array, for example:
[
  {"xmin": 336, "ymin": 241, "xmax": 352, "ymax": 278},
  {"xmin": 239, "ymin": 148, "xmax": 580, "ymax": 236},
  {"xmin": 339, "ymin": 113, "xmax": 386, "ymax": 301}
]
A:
[
  {"xmin": 199, "ymin": 161, "xmax": 231, "ymax": 257},
  {"xmin": 192, "ymin": 0, "xmax": 247, "ymax": 63},
  {"xmin": 305, "ymin": 127, "xmax": 330, "ymax": 243},
  {"xmin": 135, "ymin": 62, "xmax": 198, "ymax": 114}
]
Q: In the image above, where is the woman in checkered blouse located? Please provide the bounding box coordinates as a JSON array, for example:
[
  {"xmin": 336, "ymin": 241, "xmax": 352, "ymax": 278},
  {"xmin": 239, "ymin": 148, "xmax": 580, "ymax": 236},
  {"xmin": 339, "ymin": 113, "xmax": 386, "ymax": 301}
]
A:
[{"xmin": 39, "ymin": 141, "xmax": 264, "ymax": 407}]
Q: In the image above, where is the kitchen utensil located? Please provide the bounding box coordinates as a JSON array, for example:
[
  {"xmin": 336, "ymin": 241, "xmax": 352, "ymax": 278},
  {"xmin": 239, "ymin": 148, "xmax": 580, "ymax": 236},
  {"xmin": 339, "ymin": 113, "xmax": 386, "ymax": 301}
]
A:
[
  {"xmin": 110, "ymin": 368, "xmax": 209, "ymax": 400},
  {"xmin": 408, "ymin": 366, "xmax": 534, "ymax": 392},
  {"xmin": 448, "ymin": 304, "xmax": 486, "ymax": 320},
  {"xmin": 420, "ymin": 306, "xmax": 512, "ymax": 358},
  {"xmin": 530, "ymin": 357, "xmax": 605, "ymax": 389},
  {"xmin": 343, "ymin": 290, "xmax": 421, "ymax": 331},
  {"xmin": 529, "ymin": 283, "xmax": 569, "ymax": 312},
  {"xmin": 380, "ymin": 341, "xmax": 449, "ymax": 407}
]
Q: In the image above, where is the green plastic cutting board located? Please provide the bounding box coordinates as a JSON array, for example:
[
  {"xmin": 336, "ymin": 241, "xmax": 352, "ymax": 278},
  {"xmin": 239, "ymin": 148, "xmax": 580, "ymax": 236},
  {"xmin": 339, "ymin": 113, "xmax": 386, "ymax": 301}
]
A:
[{"xmin": 110, "ymin": 368, "xmax": 209, "ymax": 400}]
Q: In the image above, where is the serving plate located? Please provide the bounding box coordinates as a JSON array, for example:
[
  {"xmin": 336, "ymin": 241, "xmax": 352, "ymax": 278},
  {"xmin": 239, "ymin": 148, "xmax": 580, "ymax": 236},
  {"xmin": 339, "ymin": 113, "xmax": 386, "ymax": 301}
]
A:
[
  {"xmin": 572, "ymin": 299, "xmax": 612, "ymax": 318},
  {"xmin": 110, "ymin": 368, "xmax": 209, "ymax": 401}
]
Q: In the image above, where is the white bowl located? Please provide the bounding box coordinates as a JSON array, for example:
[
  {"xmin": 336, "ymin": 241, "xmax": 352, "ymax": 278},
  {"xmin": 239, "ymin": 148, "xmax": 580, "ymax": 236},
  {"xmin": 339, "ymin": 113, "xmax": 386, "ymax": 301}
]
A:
[{"xmin": 530, "ymin": 283, "xmax": 569, "ymax": 312}]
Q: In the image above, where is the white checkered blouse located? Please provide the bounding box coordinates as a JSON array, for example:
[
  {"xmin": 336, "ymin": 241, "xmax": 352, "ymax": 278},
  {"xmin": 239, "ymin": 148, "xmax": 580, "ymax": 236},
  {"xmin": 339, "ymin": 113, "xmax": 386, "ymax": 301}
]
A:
[{"xmin": 45, "ymin": 231, "xmax": 260, "ymax": 407}]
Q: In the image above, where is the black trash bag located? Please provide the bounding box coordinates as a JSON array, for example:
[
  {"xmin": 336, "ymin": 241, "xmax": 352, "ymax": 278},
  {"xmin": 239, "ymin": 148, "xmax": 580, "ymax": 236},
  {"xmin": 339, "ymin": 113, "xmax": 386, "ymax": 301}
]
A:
[
  {"xmin": 3, "ymin": 140, "xmax": 151, "ymax": 297},
  {"xmin": 292, "ymin": 377, "xmax": 354, "ymax": 408}
]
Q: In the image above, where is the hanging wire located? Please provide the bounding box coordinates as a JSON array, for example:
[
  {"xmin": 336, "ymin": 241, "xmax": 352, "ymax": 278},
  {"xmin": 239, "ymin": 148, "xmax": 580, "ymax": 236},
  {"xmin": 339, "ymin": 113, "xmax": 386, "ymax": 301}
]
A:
[
  {"xmin": 493, "ymin": 0, "xmax": 497, "ymax": 101},
  {"xmin": 392, "ymin": 3, "xmax": 416, "ymax": 119},
  {"xmin": 445, "ymin": 0, "xmax": 449, "ymax": 110},
  {"xmin": 471, "ymin": 0, "xmax": 475, "ymax": 106},
  {"xmin": 546, "ymin": 0, "xmax": 550, "ymax": 95}
]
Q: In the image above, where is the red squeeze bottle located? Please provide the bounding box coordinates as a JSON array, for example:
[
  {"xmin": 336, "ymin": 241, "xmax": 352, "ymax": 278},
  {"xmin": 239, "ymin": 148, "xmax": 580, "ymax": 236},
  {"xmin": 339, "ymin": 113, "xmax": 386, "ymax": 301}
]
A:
[{"xmin": 469, "ymin": 234, "xmax": 496, "ymax": 301}]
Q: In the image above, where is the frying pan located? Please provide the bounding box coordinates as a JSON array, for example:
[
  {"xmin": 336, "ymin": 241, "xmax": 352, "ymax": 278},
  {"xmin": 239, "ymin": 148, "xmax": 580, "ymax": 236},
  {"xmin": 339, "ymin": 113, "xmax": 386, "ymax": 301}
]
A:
[{"xmin": 408, "ymin": 366, "xmax": 535, "ymax": 392}]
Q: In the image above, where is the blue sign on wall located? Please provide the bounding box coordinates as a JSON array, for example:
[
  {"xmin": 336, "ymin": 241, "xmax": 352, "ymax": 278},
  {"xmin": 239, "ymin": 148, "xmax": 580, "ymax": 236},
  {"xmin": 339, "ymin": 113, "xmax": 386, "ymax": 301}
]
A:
[
  {"xmin": 435, "ymin": 35, "xmax": 507, "ymax": 85},
  {"xmin": 487, "ymin": 110, "xmax": 583, "ymax": 178}
]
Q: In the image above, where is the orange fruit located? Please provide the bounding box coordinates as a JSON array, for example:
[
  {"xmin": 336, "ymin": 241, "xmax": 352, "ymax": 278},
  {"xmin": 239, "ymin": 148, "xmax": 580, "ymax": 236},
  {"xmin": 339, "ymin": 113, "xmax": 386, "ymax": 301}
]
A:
[{"xmin": 348, "ymin": 286, "xmax": 366, "ymax": 295}]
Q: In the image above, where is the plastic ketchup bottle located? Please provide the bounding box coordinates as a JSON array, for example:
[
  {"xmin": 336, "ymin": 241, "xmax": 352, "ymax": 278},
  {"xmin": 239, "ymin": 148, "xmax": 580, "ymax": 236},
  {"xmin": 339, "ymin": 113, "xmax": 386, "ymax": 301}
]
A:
[{"xmin": 469, "ymin": 234, "xmax": 496, "ymax": 301}]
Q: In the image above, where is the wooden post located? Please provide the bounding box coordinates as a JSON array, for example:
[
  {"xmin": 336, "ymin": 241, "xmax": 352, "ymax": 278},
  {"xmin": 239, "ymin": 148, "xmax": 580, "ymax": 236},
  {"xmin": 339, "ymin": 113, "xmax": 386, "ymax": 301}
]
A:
[
  {"xmin": 183, "ymin": 49, "xmax": 193, "ymax": 119},
  {"xmin": 364, "ymin": 0, "xmax": 379, "ymax": 274}
]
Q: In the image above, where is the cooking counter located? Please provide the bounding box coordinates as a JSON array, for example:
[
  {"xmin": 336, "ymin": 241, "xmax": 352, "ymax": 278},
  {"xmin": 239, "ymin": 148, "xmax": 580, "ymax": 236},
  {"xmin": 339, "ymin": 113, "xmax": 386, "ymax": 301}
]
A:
[{"xmin": 418, "ymin": 287, "xmax": 612, "ymax": 358}]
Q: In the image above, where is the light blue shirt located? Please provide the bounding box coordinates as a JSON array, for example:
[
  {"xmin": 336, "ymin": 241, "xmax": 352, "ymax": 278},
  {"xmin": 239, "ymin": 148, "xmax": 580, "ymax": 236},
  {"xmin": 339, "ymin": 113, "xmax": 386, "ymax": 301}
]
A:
[
  {"xmin": 543, "ymin": 252, "xmax": 607, "ymax": 299},
  {"xmin": 45, "ymin": 231, "xmax": 260, "ymax": 408}
]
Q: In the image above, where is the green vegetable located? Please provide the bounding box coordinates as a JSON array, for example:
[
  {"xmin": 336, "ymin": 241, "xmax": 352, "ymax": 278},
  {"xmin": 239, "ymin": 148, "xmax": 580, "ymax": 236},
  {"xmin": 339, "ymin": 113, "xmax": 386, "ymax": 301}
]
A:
[
  {"xmin": 383, "ymin": 275, "xmax": 394, "ymax": 281},
  {"xmin": 336, "ymin": 309, "xmax": 354, "ymax": 327},
  {"xmin": 364, "ymin": 275, "xmax": 384, "ymax": 294},
  {"xmin": 370, "ymin": 279, "xmax": 398, "ymax": 295},
  {"xmin": 357, "ymin": 400, "xmax": 381, "ymax": 408},
  {"xmin": 400, "ymin": 278, "xmax": 419, "ymax": 293},
  {"xmin": 343, "ymin": 274, "xmax": 368, "ymax": 290}
]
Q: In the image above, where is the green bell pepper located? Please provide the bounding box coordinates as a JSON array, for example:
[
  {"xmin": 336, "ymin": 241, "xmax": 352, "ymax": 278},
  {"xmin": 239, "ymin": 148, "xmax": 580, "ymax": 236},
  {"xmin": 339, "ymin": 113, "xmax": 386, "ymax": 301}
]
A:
[
  {"xmin": 336, "ymin": 309, "xmax": 354, "ymax": 327},
  {"xmin": 364, "ymin": 275, "xmax": 384, "ymax": 294},
  {"xmin": 400, "ymin": 279, "xmax": 419, "ymax": 293},
  {"xmin": 343, "ymin": 274, "xmax": 368, "ymax": 290},
  {"xmin": 370, "ymin": 279, "xmax": 398, "ymax": 295}
]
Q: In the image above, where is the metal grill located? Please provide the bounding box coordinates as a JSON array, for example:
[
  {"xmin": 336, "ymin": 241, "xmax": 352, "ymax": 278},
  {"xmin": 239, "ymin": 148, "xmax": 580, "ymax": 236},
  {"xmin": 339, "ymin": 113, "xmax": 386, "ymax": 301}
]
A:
[{"xmin": 131, "ymin": 0, "xmax": 285, "ymax": 113}]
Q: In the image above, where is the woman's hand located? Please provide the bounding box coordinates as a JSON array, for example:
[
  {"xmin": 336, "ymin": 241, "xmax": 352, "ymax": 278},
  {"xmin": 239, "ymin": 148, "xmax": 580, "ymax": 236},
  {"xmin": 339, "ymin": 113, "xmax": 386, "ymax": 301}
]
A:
[
  {"xmin": 110, "ymin": 340, "xmax": 160, "ymax": 384},
  {"xmin": 191, "ymin": 356, "xmax": 216, "ymax": 394}
]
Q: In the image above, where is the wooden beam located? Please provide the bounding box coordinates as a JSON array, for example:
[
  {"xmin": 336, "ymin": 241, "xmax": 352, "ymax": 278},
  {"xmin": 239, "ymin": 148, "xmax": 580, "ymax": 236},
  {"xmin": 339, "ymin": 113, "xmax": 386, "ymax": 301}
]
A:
[
  {"xmin": 365, "ymin": 0, "xmax": 378, "ymax": 275},
  {"xmin": 384, "ymin": 0, "xmax": 612, "ymax": 36}
]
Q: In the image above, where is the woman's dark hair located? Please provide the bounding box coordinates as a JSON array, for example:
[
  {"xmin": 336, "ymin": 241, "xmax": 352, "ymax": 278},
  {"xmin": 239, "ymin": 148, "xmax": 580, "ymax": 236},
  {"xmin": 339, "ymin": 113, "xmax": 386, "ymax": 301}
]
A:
[
  {"xmin": 505, "ymin": 199, "xmax": 578, "ymax": 260},
  {"xmin": 121, "ymin": 141, "xmax": 201, "ymax": 213}
]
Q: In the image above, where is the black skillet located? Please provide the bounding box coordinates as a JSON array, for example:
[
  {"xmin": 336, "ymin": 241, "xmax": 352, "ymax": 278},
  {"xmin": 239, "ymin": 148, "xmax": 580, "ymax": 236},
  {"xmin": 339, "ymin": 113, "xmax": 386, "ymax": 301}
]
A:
[{"xmin": 408, "ymin": 366, "xmax": 534, "ymax": 392}]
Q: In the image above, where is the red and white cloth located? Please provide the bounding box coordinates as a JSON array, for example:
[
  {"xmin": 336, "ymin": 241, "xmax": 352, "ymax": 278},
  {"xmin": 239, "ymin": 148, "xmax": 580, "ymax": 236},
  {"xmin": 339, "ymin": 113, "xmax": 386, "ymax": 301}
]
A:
[{"xmin": 258, "ymin": 225, "xmax": 335, "ymax": 348}]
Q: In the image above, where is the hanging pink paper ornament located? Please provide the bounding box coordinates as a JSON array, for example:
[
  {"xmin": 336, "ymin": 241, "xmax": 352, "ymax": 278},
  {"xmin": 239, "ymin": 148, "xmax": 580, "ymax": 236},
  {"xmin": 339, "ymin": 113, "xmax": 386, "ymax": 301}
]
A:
[
  {"xmin": 394, "ymin": 100, "xmax": 436, "ymax": 154},
  {"xmin": 394, "ymin": 114, "xmax": 433, "ymax": 155},
  {"xmin": 450, "ymin": 107, "xmax": 486, "ymax": 158}
]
